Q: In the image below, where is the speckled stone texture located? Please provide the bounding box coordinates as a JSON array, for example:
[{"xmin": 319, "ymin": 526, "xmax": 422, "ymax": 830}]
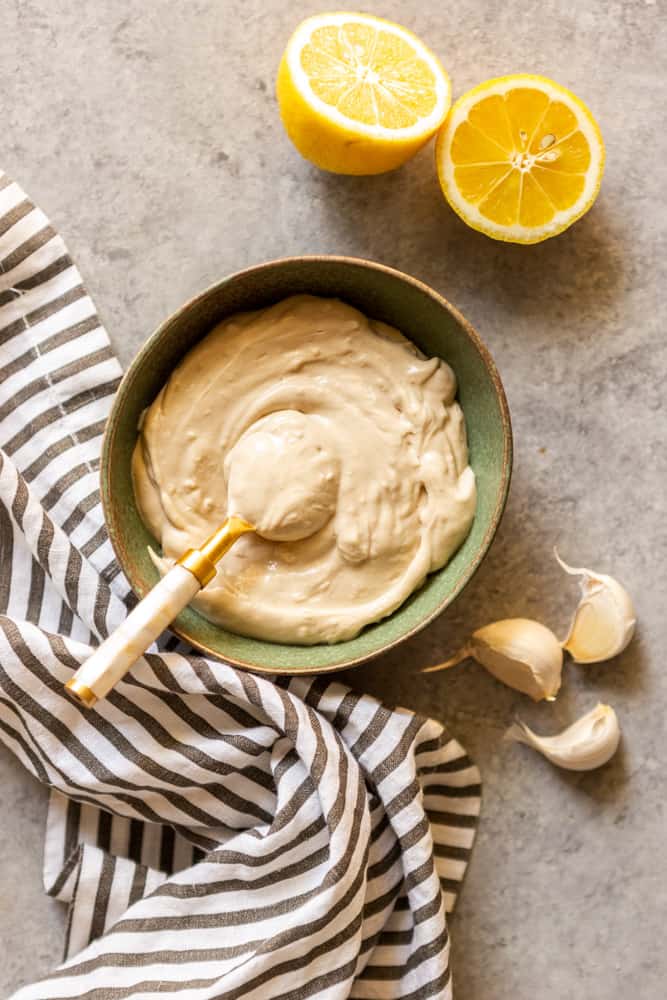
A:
[{"xmin": 0, "ymin": 1, "xmax": 665, "ymax": 996}]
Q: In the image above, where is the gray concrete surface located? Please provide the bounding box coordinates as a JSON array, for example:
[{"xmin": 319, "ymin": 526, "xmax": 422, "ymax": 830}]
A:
[{"xmin": 1, "ymin": 1, "xmax": 665, "ymax": 996}]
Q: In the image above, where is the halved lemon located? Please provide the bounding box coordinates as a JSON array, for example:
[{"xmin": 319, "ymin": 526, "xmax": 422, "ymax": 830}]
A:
[
  {"xmin": 277, "ymin": 12, "xmax": 451, "ymax": 175},
  {"xmin": 436, "ymin": 75, "xmax": 605, "ymax": 243}
]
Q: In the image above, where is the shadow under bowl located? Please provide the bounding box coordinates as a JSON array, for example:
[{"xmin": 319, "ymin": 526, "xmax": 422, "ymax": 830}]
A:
[{"xmin": 101, "ymin": 256, "xmax": 512, "ymax": 673}]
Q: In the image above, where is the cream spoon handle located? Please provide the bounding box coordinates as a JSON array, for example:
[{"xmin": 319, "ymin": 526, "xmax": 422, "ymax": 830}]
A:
[{"xmin": 65, "ymin": 516, "xmax": 254, "ymax": 707}]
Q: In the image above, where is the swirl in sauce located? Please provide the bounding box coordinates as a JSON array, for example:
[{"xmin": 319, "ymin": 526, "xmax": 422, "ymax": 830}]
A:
[{"xmin": 132, "ymin": 295, "xmax": 476, "ymax": 644}]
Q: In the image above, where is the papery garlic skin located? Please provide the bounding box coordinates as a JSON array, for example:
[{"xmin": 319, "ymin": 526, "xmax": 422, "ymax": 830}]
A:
[
  {"xmin": 423, "ymin": 618, "xmax": 563, "ymax": 701},
  {"xmin": 507, "ymin": 703, "xmax": 621, "ymax": 771},
  {"xmin": 556, "ymin": 552, "xmax": 636, "ymax": 664}
]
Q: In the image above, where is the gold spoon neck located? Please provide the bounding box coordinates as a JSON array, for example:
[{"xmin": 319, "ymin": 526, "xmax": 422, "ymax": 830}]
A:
[{"xmin": 177, "ymin": 515, "xmax": 255, "ymax": 587}]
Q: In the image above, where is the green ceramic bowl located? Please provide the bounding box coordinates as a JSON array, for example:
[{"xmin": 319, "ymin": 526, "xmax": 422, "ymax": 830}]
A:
[{"xmin": 102, "ymin": 256, "xmax": 512, "ymax": 673}]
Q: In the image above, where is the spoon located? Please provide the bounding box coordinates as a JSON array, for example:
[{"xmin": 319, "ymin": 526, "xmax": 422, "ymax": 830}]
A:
[
  {"xmin": 66, "ymin": 414, "xmax": 341, "ymax": 707},
  {"xmin": 65, "ymin": 516, "xmax": 255, "ymax": 707}
]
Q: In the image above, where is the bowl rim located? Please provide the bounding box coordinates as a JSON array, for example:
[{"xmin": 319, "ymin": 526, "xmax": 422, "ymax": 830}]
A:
[{"xmin": 101, "ymin": 254, "xmax": 513, "ymax": 673}]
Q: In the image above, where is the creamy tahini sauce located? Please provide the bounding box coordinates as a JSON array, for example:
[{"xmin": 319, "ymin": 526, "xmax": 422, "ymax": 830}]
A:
[{"xmin": 132, "ymin": 295, "xmax": 476, "ymax": 644}]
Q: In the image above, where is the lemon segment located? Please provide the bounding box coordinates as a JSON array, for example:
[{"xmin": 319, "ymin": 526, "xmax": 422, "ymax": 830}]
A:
[
  {"xmin": 277, "ymin": 13, "xmax": 451, "ymax": 175},
  {"xmin": 436, "ymin": 75, "xmax": 605, "ymax": 243}
]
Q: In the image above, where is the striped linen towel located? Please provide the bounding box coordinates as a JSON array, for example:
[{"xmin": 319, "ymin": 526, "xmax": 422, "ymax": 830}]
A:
[{"xmin": 0, "ymin": 169, "xmax": 481, "ymax": 1000}]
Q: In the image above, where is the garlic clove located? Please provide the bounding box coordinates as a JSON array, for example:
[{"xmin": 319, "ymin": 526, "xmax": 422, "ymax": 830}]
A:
[
  {"xmin": 506, "ymin": 702, "xmax": 621, "ymax": 771},
  {"xmin": 472, "ymin": 619, "xmax": 563, "ymax": 701},
  {"xmin": 555, "ymin": 551, "xmax": 636, "ymax": 663},
  {"xmin": 423, "ymin": 618, "xmax": 563, "ymax": 702}
]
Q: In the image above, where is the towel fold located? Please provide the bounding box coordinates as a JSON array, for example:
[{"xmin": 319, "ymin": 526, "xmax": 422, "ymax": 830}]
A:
[{"xmin": 0, "ymin": 169, "xmax": 480, "ymax": 1000}]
